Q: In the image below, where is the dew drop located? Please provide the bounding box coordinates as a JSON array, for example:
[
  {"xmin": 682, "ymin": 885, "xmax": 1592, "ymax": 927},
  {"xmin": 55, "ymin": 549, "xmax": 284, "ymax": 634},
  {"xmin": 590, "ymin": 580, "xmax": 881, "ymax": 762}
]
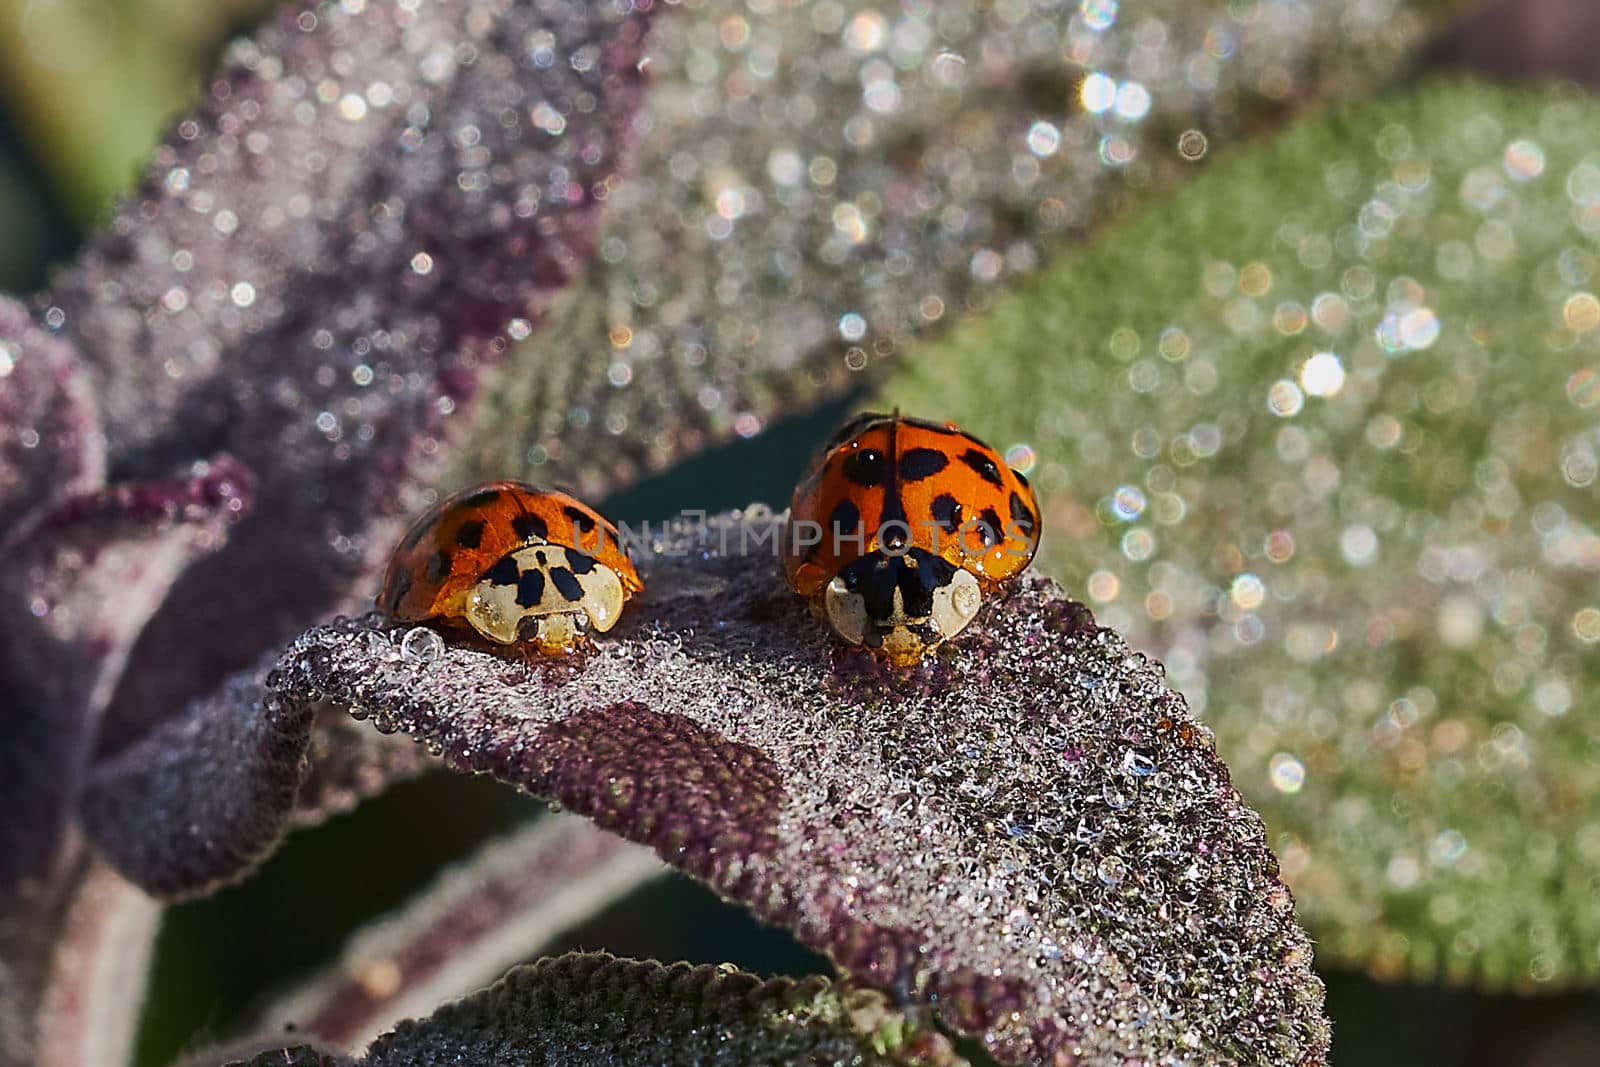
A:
[{"xmin": 400, "ymin": 626, "xmax": 444, "ymax": 664}]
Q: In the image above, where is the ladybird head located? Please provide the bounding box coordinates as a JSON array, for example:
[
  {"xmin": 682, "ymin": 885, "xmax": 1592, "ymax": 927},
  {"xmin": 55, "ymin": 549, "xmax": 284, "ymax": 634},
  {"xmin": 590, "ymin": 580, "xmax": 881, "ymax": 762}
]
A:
[
  {"xmin": 821, "ymin": 546, "xmax": 983, "ymax": 667},
  {"xmin": 460, "ymin": 543, "xmax": 627, "ymax": 654}
]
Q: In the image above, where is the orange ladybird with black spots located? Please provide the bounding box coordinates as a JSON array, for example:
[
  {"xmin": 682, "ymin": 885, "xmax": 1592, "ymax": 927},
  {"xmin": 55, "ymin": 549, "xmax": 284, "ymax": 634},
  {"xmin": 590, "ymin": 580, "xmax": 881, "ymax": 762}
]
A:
[
  {"xmin": 783, "ymin": 412, "xmax": 1040, "ymax": 666},
  {"xmin": 379, "ymin": 480, "xmax": 642, "ymax": 654}
]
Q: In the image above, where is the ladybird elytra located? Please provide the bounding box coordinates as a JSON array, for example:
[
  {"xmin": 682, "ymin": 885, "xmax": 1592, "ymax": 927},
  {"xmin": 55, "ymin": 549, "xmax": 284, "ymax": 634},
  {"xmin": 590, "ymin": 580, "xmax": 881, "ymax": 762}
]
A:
[
  {"xmin": 782, "ymin": 412, "xmax": 1040, "ymax": 666},
  {"xmin": 378, "ymin": 480, "xmax": 642, "ymax": 654}
]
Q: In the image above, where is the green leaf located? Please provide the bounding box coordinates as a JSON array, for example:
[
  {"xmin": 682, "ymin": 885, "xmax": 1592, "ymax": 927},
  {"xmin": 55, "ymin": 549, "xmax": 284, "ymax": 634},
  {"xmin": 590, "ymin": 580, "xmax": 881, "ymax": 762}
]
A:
[{"xmin": 879, "ymin": 78, "xmax": 1600, "ymax": 989}]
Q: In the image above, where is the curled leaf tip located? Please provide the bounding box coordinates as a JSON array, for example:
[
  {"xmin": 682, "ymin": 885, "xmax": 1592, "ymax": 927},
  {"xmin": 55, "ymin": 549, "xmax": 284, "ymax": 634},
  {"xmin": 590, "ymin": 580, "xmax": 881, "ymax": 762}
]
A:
[
  {"xmin": 273, "ymin": 511, "xmax": 1329, "ymax": 1064},
  {"xmin": 0, "ymin": 457, "xmax": 254, "ymax": 900},
  {"xmin": 79, "ymin": 657, "xmax": 314, "ymax": 898}
]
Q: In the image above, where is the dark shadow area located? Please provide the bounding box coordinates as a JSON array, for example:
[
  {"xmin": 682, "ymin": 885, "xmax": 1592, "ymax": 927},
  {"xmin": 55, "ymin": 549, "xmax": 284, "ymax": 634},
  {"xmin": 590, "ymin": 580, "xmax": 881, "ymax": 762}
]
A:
[
  {"xmin": 1324, "ymin": 969, "xmax": 1600, "ymax": 1066},
  {"xmin": 0, "ymin": 105, "xmax": 78, "ymax": 293},
  {"xmin": 599, "ymin": 393, "xmax": 862, "ymax": 526},
  {"xmin": 135, "ymin": 772, "xmax": 541, "ymax": 1067},
  {"xmin": 544, "ymin": 874, "xmax": 832, "ymax": 979}
]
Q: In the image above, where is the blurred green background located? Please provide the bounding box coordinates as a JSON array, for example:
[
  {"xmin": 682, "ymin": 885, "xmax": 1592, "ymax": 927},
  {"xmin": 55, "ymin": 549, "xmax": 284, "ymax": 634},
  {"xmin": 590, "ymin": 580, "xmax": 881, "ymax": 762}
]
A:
[{"xmin": 4, "ymin": 0, "xmax": 1598, "ymax": 1064}]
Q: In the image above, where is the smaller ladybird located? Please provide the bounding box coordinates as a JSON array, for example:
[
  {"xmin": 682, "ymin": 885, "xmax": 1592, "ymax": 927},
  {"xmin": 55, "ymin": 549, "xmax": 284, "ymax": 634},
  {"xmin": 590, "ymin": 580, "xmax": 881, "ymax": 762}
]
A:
[
  {"xmin": 782, "ymin": 411, "xmax": 1040, "ymax": 666},
  {"xmin": 378, "ymin": 480, "xmax": 642, "ymax": 654}
]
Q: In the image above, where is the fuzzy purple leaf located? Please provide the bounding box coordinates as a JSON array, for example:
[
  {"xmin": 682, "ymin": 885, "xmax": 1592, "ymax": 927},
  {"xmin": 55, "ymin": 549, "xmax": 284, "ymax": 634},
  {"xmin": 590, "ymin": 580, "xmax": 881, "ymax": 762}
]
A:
[
  {"xmin": 77, "ymin": 655, "xmax": 314, "ymax": 898},
  {"xmin": 272, "ymin": 513, "xmax": 1329, "ymax": 1065},
  {"xmin": 0, "ymin": 459, "xmax": 251, "ymax": 906},
  {"xmin": 257, "ymin": 954, "xmax": 961, "ymax": 1066},
  {"xmin": 263, "ymin": 814, "xmax": 662, "ymax": 1047},
  {"xmin": 0, "ymin": 296, "xmax": 103, "ymax": 535},
  {"xmin": 50, "ymin": 0, "xmax": 656, "ymax": 757}
]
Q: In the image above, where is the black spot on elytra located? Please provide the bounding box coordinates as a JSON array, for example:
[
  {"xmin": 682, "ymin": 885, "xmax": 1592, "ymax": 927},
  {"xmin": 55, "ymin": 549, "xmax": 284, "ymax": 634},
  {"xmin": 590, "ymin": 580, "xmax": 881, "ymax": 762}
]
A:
[
  {"xmin": 425, "ymin": 550, "xmax": 452, "ymax": 583},
  {"xmin": 512, "ymin": 513, "xmax": 548, "ymax": 542},
  {"xmin": 841, "ymin": 448, "xmax": 888, "ymax": 487},
  {"xmin": 483, "ymin": 555, "xmax": 520, "ymax": 586},
  {"xmin": 549, "ymin": 567, "xmax": 584, "ymax": 602},
  {"xmin": 563, "ymin": 505, "xmax": 597, "ymax": 535},
  {"xmin": 960, "ymin": 448, "xmax": 1004, "ymax": 487},
  {"xmin": 931, "ymin": 494, "xmax": 963, "ymax": 532},
  {"xmin": 566, "ymin": 550, "xmax": 597, "ymax": 575},
  {"xmin": 515, "ymin": 570, "xmax": 546, "ymax": 608},
  {"xmin": 1013, "ymin": 468, "xmax": 1031, "ymax": 489},
  {"xmin": 899, "ymin": 447, "xmax": 949, "ymax": 481},
  {"xmin": 1009, "ymin": 490, "xmax": 1036, "ymax": 538},
  {"xmin": 828, "ymin": 499, "xmax": 862, "ymax": 540},
  {"xmin": 978, "ymin": 507, "xmax": 1003, "ymax": 546},
  {"xmin": 459, "ymin": 486, "xmax": 504, "ymax": 509},
  {"xmin": 453, "ymin": 519, "xmax": 485, "ymax": 549}
]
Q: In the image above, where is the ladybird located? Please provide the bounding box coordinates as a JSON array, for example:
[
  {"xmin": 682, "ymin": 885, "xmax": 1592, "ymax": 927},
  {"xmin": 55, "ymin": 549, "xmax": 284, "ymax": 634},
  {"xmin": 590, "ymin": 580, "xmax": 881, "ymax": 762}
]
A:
[
  {"xmin": 782, "ymin": 412, "xmax": 1040, "ymax": 666},
  {"xmin": 378, "ymin": 480, "xmax": 642, "ymax": 654}
]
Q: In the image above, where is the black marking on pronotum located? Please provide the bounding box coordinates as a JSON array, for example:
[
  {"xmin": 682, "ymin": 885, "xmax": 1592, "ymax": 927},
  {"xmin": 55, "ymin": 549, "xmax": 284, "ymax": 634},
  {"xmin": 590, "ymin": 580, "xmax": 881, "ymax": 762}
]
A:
[
  {"xmin": 931, "ymin": 493, "xmax": 963, "ymax": 533},
  {"xmin": 535, "ymin": 550, "xmax": 548, "ymax": 566},
  {"xmin": 960, "ymin": 448, "xmax": 1004, "ymax": 487},
  {"xmin": 425, "ymin": 549, "xmax": 452, "ymax": 583},
  {"xmin": 899, "ymin": 447, "xmax": 949, "ymax": 481},
  {"xmin": 566, "ymin": 550, "xmax": 597, "ymax": 575},
  {"xmin": 512, "ymin": 512, "xmax": 548, "ymax": 542},
  {"xmin": 515, "ymin": 570, "xmax": 547, "ymax": 608},
  {"xmin": 483, "ymin": 555, "xmax": 520, "ymax": 586},
  {"xmin": 839, "ymin": 547, "xmax": 958, "ymax": 627},
  {"xmin": 549, "ymin": 567, "xmax": 585, "ymax": 602},
  {"xmin": 1009, "ymin": 490, "xmax": 1036, "ymax": 537},
  {"xmin": 842, "ymin": 448, "xmax": 888, "ymax": 487},
  {"xmin": 454, "ymin": 519, "xmax": 485, "ymax": 549}
]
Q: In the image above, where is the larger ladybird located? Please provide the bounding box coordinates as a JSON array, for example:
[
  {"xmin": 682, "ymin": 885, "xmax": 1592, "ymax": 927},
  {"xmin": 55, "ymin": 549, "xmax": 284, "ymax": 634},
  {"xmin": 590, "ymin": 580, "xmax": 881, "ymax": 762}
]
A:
[
  {"xmin": 782, "ymin": 412, "xmax": 1040, "ymax": 666},
  {"xmin": 378, "ymin": 480, "xmax": 642, "ymax": 654}
]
